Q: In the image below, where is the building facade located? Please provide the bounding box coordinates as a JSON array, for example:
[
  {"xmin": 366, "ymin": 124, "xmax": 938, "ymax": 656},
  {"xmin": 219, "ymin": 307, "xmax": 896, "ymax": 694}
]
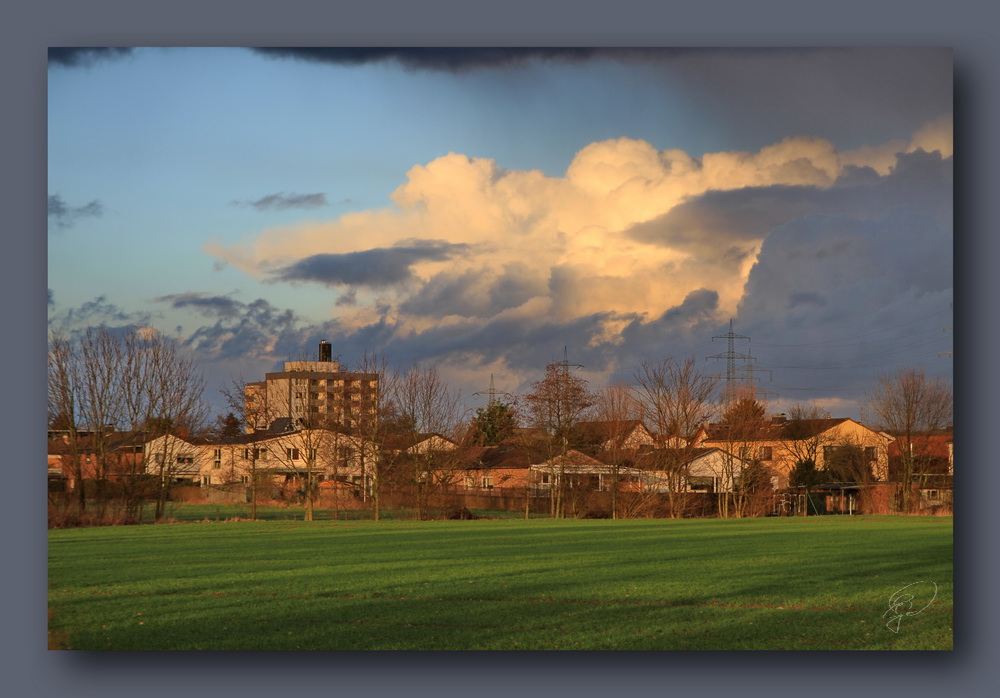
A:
[{"xmin": 245, "ymin": 342, "xmax": 379, "ymax": 431}]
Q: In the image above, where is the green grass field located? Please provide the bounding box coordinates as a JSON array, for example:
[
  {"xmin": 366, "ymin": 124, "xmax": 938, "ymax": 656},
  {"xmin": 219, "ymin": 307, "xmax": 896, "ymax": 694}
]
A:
[{"xmin": 48, "ymin": 514, "xmax": 952, "ymax": 650}]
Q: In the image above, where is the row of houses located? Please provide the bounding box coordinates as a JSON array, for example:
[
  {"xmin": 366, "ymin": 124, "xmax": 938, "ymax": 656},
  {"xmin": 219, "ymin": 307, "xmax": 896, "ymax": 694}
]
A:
[{"xmin": 48, "ymin": 414, "xmax": 953, "ymax": 515}]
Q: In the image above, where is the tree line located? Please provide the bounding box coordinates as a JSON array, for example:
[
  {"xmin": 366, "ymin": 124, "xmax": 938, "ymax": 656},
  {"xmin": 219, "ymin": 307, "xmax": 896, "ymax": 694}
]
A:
[{"xmin": 48, "ymin": 326, "xmax": 953, "ymax": 523}]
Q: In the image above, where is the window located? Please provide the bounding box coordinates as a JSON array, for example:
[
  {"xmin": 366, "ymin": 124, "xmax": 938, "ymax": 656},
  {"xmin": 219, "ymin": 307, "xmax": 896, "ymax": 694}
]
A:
[
  {"xmin": 464, "ymin": 476, "xmax": 475, "ymax": 487},
  {"xmin": 213, "ymin": 461, "xmax": 221, "ymax": 470},
  {"xmin": 688, "ymin": 476, "xmax": 715, "ymax": 491},
  {"xmin": 213, "ymin": 448, "xmax": 222, "ymax": 459},
  {"xmin": 287, "ymin": 448, "xmax": 300, "ymax": 460},
  {"xmin": 864, "ymin": 447, "xmax": 877, "ymax": 462},
  {"xmin": 242, "ymin": 448, "xmax": 250, "ymax": 460},
  {"xmin": 759, "ymin": 447, "xmax": 772, "ymax": 461},
  {"xmin": 481, "ymin": 476, "xmax": 493, "ymax": 489},
  {"xmin": 176, "ymin": 455, "xmax": 194, "ymax": 465},
  {"xmin": 309, "ymin": 448, "xmax": 317, "ymax": 461},
  {"xmin": 259, "ymin": 448, "xmax": 269, "ymax": 461}
]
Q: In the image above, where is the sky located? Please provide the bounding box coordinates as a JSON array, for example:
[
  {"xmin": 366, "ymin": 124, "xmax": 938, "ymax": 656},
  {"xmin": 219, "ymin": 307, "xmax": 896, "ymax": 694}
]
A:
[{"xmin": 47, "ymin": 47, "xmax": 954, "ymax": 423}]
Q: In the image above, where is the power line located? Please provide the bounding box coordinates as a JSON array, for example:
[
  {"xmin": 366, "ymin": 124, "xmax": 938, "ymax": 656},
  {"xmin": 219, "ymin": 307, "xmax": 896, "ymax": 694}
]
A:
[
  {"xmin": 472, "ymin": 373, "xmax": 514, "ymax": 405},
  {"xmin": 707, "ymin": 318, "xmax": 752, "ymax": 398}
]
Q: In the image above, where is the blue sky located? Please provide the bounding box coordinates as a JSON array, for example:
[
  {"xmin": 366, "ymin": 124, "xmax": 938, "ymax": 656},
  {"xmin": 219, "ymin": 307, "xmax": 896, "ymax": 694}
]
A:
[{"xmin": 47, "ymin": 47, "xmax": 953, "ymax": 421}]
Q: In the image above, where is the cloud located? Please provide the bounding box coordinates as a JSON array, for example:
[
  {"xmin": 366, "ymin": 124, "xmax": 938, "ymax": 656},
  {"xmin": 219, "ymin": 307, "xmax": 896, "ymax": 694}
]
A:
[
  {"xmin": 232, "ymin": 192, "xmax": 328, "ymax": 211},
  {"xmin": 399, "ymin": 263, "xmax": 547, "ymax": 319},
  {"xmin": 154, "ymin": 292, "xmax": 244, "ymax": 319},
  {"xmin": 48, "ymin": 194, "xmax": 102, "ymax": 230},
  {"xmin": 198, "ymin": 122, "xmax": 950, "ymax": 414},
  {"xmin": 269, "ymin": 240, "xmax": 472, "ymax": 288},
  {"xmin": 48, "ymin": 296, "xmax": 152, "ymax": 331},
  {"xmin": 48, "ymin": 47, "xmax": 134, "ymax": 68},
  {"xmin": 210, "ymin": 127, "xmax": 950, "ymax": 331},
  {"xmin": 181, "ymin": 298, "xmax": 302, "ymax": 362},
  {"xmin": 251, "ymin": 47, "xmax": 615, "ymax": 73}
]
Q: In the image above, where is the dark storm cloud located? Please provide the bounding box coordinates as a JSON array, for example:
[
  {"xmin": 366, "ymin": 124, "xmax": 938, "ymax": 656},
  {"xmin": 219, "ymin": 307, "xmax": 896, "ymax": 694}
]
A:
[
  {"xmin": 248, "ymin": 47, "xmax": 832, "ymax": 74},
  {"xmin": 627, "ymin": 150, "xmax": 952, "ymax": 255},
  {"xmin": 48, "ymin": 194, "xmax": 102, "ymax": 230},
  {"xmin": 48, "ymin": 47, "xmax": 134, "ymax": 68},
  {"xmin": 251, "ymin": 47, "xmax": 614, "ymax": 73},
  {"xmin": 232, "ymin": 192, "xmax": 328, "ymax": 211},
  {"xmin": 271, "ymin": 240, "xmax": 471, "ymax": 287},
  {"xmin": 665, "ymin": 47, "xmax": 952, "ymax": 149},
  {"xmin": 154, "ymin": 293, "xmax": 244, "ymax": 319},
  {"xmin": 730, "ymin": 205, "xmax": 952, "ymax": 408},
  {"xmin": 740, "ymin": 209, "xmax": 951, "ymax": 325},
  {"xmin": 400, "ymin": 264, "xmax": 546, "ymax": 318}
]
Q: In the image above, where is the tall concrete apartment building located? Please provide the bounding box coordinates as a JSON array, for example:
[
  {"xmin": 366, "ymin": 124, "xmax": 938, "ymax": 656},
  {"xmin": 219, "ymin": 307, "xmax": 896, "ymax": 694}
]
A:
[{"xmin": 245, "ymin": 341, "xmax": 379, "ymax": 432}]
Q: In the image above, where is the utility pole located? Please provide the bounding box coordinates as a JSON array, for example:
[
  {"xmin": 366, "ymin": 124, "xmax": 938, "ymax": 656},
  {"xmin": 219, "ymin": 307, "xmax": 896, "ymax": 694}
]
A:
[
  {"xmin": 707, "ymin": 319, "xmax": 751, "ymax": 399},
  {"xmin": 473, "ymin": 373, "xmax": 513, "ymax": 406},
  {"xmin": 738, "ymin": 348, "xmax": 773, "ymax": 400}
]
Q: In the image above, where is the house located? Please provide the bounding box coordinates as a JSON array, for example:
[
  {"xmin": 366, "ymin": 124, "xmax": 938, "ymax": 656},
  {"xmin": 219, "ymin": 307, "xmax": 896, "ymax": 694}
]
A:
[
  {"xmin": 383, "ymin": 432, "xmax": 457, "ymax": 455},
  {"xmin": 454, "ymin": 442, "xmax": 548, "ymax": 491},
  {"xmin": 631, "ymin": 447, "xmax": 757, "ymax": 494},
  {"xmin": 47, "ymin": 429, "xmax": 155, "ymax": 488},
  {"xmin": 571, "ymin": 420, "xmax": 657, "ymax": 453},
  {"xmin": 886, "ymin": 429, "xmax": 954, "ymax": 510},
  {"xmin": 695, "ymin": 417, "xmax": 892, "ymax": 489},
  {"xmin": 141, "ymin": 433, "xmax": 203, "ymax": 484},
  {"xmin": 530, "ymin": 449, "xmax": 643, "ymax": 493},
  {"xmin": 201, "ymin": 428, "xmax": 371, "ymax": 489}
]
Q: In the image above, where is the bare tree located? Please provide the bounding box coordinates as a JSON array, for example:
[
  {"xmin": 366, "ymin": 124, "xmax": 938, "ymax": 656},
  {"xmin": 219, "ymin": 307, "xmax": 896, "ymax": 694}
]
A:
[
  {"xmin": 121, "ymin": 330, "xmax": 208, "ymax": 522},
  {"xmin": 715, "ymin": 385, "xmax": 772, "ymax": 518},
  {"xmin": 524, "ymin": 360, "xmax": 596, "ymax": 518},
  {"xmin": 354, "ymin": 350, "xmax": 396, "ymax": 521},
  {"xmin": 48, "ymin": 331, "xmax": 85, "ymax": 510},
  {"xmin": 76, "ymin": 327, "xmax": 128, "ymax": 514},
  {"xmin": 270, "ymin": 422, "xmax": 341, "ymax": 522},
  {"xmin": 50, "ymin": 326, "xmax": 208, "ymax": 521},
  {"xmin": 780, "ymin": 403, "xmax": 834, "ymax": 467},
  {"xmin": 862, "ymin": 367, "xmax": 953, "ymax": 513},
  {"xmin": 633, "ymin": 357, "xmax": 718, "ymax": 518},
  {"xmin": 393, "ymin": 364, "xmax": 463, "ymax": 519},
  {"xmin": 221, "ymin": 376, "xmax": 278, "ymax": 520},
  {"xmin": 589, "ymin": 384, "xmax": 644, "ymax": 519}
]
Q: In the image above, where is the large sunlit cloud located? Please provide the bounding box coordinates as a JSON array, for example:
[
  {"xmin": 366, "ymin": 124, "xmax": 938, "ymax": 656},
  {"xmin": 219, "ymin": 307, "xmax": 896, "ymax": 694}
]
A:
[
  {"xmin": 195, "ymin": 121, "xmax": 952, "ymax": 410},
  {"xmin": 208, "ymin": 120, "xmax": 950, "ymax": 334}
]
